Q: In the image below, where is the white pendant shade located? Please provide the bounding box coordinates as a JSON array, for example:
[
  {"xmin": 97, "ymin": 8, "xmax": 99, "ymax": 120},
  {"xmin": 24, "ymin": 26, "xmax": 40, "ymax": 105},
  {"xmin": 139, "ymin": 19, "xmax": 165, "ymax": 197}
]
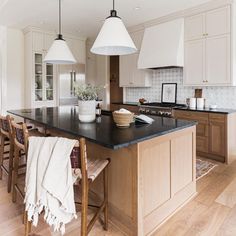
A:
[
  {"xmin": 44, "ymin": 38, "xmax": 76, "ymax": 64},
  {"xmin": 91, "ymin": 17, "xmax": 137, "ymax": 56}
]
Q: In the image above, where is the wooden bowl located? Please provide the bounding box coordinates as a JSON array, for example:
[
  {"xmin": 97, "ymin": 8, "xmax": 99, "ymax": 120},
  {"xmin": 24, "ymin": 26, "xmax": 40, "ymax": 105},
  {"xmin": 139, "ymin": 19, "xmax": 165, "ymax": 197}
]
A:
[{"xmin": 112, "ymin": 112, "xmax": 134, "ymax": 128}]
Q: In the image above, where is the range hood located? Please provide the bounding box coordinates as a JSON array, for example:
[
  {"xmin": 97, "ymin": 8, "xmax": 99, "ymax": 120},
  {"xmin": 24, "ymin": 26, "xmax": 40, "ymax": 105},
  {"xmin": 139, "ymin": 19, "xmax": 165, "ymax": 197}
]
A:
[{"xmin": 138, "ymin": 18, "xmax": 184, "ymax": 69}]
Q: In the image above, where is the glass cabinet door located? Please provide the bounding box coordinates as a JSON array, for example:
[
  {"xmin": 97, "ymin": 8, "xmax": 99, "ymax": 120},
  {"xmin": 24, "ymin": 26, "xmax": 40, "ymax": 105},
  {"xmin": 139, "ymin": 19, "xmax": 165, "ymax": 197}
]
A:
[
  {"xmin": 46, "ymin": 64, "xmax": 54, "ymax": 101},
  {"xmin": 34, "ymin": 53, "xmax": 43, "ymax": 101},
  {"xmin": 34, "ymin": 53, "xmax": 55, "ymax": 103}
]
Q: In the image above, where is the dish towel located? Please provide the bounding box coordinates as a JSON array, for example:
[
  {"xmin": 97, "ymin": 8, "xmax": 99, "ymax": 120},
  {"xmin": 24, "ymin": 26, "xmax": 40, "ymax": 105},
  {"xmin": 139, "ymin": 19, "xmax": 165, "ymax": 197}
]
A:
[{"xmin": 24, "ymin": 136, "xmax": 78, "ymax": 235}]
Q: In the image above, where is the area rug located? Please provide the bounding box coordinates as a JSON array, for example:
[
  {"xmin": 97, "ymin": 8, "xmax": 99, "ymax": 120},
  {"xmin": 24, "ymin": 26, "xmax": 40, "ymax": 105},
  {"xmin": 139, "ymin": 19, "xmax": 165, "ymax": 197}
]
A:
[{"xmin": 196, "ymin": 158, "xmax": 217, "ymax": 180}]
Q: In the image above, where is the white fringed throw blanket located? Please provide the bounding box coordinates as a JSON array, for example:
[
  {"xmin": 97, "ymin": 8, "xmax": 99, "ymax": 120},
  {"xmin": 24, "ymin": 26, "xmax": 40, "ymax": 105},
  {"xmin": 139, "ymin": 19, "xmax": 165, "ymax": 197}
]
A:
[{"xmin": 24, "ymin": 137, "xmax": 78, "ymax": 234}]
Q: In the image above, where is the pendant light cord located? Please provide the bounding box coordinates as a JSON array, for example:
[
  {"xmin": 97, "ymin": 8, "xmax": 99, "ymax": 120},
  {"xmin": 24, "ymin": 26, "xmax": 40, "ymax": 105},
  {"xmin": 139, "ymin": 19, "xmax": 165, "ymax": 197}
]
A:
[
  {"xmin": 110, "ymin": 0, "xmax": 117, "ymax": 17},
  {"xmin": 59, "ymin": 0, "xmax": 62, "ymax": 36}
]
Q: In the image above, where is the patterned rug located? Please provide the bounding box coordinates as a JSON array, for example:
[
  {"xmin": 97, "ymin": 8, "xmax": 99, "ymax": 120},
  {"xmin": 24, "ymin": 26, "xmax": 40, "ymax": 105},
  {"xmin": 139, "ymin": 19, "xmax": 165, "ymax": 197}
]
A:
[{"xmin": 196, "ymin": 158, "xmax": 217, "ymax": 180}]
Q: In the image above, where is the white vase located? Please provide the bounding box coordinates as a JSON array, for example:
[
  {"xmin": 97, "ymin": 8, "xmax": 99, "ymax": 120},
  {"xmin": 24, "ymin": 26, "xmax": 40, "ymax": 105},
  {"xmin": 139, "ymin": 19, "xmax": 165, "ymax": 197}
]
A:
[{"xmin": 78, "ymin": 100, "xmax": 96, "ymax": 122}]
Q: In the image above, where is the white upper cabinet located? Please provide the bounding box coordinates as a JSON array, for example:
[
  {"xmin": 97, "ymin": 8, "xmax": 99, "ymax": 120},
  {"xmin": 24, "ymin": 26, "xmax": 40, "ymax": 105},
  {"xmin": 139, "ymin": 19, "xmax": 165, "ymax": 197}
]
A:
[
  {"xmin": 119, "ymin": 30, "xmax": 151, "ymax": 87},
  {"xmin": 185, "ymin": 14, "xmax": 205, "ymax": 41},
  {"xmin": 64, "ymin": 37, "xmax": 86, "ymax": 64},
  {"xmin": 72, "ymin": 39, "xmax": 86, "ymax": 64},
  {"xmin": 206, "ymin": 35, "xmax": 230, "ymax": 85},
  {"xmin": 119, "ymin": 53, "xmax": 151, "ymax": 87},
  {"xmin": 185, "ymin": 6, "xmax": 230, "ymax": 41},
  {"xmin": 206, "ymin": 6, "xmax": 231, "ymax": 37},
  {"xmin": 184, "ymin": 39, "xmax": 205, "ymax": 85},
  {"xmin": 32, "ymin": 31, "xmax": 44, "ymax": 52},
  {"xmin": 32, "ymin": 31, "xmax": 55, "ymax": 53},
  {"xmin": 24, "ymin": 27, "xmax": 86, "ymax": 108},
  {"xmin": 184, "ymin": 5, "xmax": 232, "ymax": 86}
]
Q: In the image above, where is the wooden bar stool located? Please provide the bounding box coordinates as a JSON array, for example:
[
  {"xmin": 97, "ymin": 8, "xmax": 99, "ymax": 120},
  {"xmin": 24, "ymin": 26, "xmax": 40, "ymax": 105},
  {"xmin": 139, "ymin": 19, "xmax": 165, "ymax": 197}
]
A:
[
  {"xmin": 0, "ymin": 115, "xmax": 15, "ymax": 192},
  {"xmin": 24, "ymin": 136, "xmax": 110, "ymax": 236},
  {"xmin": 10, "ymin": 120, "xmax": 45, "ymax": 203}
]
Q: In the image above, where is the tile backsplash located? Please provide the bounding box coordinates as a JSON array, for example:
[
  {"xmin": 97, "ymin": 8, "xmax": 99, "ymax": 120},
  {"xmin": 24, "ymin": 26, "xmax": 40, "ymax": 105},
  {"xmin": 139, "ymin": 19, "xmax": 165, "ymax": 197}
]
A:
[{"xmin": 125, "ymin": 68, "xmax": 236, "ymax": 109}]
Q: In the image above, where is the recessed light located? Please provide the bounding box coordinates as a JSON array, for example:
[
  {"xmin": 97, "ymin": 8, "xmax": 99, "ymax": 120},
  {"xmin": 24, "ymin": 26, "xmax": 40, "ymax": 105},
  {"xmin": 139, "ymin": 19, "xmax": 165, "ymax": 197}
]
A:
[{"xmin": 134, "ymin": 7, "xmax": 140, "ymax": 10}]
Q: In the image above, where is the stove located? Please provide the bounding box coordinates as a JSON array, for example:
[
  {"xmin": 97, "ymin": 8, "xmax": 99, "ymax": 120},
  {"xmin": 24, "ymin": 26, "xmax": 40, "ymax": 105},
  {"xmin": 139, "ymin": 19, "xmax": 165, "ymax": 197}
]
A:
[{"xmin": 139, "ymin": 103, "xmax": 186, "ymax": 117}]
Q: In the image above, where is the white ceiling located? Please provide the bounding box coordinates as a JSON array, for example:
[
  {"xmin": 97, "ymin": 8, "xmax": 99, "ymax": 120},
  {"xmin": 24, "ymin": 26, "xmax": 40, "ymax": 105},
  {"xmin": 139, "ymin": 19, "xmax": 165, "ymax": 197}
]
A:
[{"xmin": 0, "ymin": 0, "xmax": 211, "ymax": 38}]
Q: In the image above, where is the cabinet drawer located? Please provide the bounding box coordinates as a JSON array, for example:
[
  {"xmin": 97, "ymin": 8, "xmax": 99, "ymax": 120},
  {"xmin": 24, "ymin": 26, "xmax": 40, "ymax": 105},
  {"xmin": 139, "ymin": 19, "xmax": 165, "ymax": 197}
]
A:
[
  {"xmin": 209, "ymin": 113, "xmax": 225, "ymax": 123},
  {"xmin": 197, "ymin": 136, "xmax": 209, "ymax": 153},
  {"xmin": 174, "ymin": 110, "xmax": 192, "ymax": 119},
  {"xmin": 174, "ymin": 110, "xmax": 208, "ymax": 121}
]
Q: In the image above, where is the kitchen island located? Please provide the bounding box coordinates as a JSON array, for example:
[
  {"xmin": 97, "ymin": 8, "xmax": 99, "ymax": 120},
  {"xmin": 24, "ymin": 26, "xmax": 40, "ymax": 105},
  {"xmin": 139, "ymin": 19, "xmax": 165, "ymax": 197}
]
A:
[{"xmin": 8, "ymin": 106, "xmax": 197, "ymax": 236}]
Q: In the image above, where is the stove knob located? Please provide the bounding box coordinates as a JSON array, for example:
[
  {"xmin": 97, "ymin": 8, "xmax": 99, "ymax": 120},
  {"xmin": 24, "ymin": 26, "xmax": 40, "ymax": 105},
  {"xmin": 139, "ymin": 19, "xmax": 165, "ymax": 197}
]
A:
[
  {"xmin": 159, "ymin": 111, "xmax": 163, "ymax": 115},
  {"xmin": 146, "ymin": 109, "xmax": 150, "ymax": 114}
]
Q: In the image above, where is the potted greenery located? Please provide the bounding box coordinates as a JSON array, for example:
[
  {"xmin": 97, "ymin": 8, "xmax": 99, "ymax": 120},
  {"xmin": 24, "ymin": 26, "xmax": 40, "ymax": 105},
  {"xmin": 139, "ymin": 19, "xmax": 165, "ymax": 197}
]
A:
[{"xmin": 75, "ymin": 83, "xmax": 100, "ymax": 122}]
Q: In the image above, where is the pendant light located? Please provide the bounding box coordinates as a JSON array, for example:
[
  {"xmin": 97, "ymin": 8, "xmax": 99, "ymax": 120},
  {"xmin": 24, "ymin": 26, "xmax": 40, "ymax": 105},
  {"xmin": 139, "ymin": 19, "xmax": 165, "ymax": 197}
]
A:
[
  {"xmin": 91, "ymin": 0, "xmax": 137, "ymax": 56},
  {"xmin": 44, "ymin": 0, "xmax": 76, "ymax": 64}
]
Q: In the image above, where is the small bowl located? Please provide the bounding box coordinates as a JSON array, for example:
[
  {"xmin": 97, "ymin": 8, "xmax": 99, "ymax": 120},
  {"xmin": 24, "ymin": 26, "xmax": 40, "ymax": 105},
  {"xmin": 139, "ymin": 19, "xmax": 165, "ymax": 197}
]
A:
[{"xmin": 112, "ymin": 112, "xmax": 134, "ymax": 128}]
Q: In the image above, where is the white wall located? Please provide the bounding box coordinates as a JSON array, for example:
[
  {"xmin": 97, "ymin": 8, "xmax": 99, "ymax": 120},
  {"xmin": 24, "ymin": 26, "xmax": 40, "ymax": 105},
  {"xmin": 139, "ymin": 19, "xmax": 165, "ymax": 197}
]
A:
[
  {"xmin": 6, "ymin": 28, "xmax": 25, "ymax": 110},
  {"xmin": 0, "ymin": 27, "xmax": 25, "ymax": 114},
  {"xmin": 0, "ymin": 26, "xmax": 7, "ymax": 114}
]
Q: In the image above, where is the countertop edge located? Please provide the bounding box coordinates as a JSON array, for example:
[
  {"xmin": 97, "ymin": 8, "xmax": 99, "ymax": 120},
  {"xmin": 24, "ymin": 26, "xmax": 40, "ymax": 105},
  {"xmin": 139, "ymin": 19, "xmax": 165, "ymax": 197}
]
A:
[
  {"xmin": 174, "ymin": 107, "xmax": 236, "ymax": 114},
  {"xmin": 8, "ymin": 110, "xmax": 197, "ymax": 150}
]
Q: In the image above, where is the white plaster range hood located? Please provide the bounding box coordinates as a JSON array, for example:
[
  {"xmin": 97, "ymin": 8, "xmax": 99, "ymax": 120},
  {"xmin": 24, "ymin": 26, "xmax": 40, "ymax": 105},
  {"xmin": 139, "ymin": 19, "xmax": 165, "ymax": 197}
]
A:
[{"xmin": 138, "ymin": 18, "xmax": 184, "ymax": 69}]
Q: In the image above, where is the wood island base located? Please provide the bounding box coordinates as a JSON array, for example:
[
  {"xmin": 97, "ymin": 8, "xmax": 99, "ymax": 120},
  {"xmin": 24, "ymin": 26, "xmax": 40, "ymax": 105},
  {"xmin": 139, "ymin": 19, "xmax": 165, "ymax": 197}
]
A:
[{"xmin": 87, "ymin": 125, "xmax": 196, "ymax": 236}]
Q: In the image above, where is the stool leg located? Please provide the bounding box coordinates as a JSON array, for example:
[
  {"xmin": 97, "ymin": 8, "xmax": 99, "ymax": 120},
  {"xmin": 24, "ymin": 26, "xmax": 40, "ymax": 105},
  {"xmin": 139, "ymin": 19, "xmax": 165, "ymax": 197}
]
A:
[
  {"xmin": 7, "ymin": 141, "xmax": 14, "ymax": 193},
  {"xmin": 24, "ymin": 211, "xmax": 32, "ymax": 236},
  {"xmin": 103, "ymin": 168, "xmax": 108, "ymax": 231},
  {"xmin": 0, "ymin": 135, "xmax": 5, "ymax": 179},
  {"xmin": 12, "ymin": 148, "xmax": 20, "ymax": 203},
  {"xmin": 81, "ymin": 180, "xmax": 88, "ymax": 236}
]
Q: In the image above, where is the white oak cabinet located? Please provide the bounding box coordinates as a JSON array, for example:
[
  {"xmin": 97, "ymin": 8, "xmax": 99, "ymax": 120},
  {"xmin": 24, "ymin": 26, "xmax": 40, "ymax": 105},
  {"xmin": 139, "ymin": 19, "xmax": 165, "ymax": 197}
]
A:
[
  {"xmin": 184, "ymin": 5, "xmax": 232, "ymax": 86},
  {"xmin": 119, "ymin": 53, "xmax": 151, "ymax": 87}
]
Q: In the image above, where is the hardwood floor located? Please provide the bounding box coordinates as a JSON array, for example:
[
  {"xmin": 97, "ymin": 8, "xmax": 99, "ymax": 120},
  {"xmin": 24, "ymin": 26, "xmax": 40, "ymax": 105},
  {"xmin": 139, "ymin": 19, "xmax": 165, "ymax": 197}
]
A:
[
  {"xmin": 153, "ymin": 158, "xmax": 236, "ymax": 236},
  {"xmin": 0, "ymin": 158, "xmax": 236, "ymax": 235}
]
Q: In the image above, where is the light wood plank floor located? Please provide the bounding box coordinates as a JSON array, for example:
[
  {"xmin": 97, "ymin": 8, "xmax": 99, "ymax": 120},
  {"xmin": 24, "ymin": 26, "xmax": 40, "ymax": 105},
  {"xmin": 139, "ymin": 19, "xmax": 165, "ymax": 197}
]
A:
[{"xmin": 1, "ymin": 158, "xmax": 236, "ymax": 236}]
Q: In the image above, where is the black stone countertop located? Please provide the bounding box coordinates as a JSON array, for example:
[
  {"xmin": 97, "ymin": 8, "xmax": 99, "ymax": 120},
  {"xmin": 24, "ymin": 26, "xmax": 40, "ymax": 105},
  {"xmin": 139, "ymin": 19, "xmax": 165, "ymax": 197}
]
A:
[
  {"xmin": 8, "ymin": 106, "xmax": 196, "ymax": 150},
  {"xmin": 174, "ymin": 107, "xmax": 236, "ymax": 114}
]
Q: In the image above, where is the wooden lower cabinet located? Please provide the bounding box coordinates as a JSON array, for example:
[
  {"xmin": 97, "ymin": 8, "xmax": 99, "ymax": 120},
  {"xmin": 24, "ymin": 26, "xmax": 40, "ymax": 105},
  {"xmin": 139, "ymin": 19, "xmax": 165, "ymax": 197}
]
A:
[
  {"xmin": 197, "ymin": 136, "xmax": 209, "ymax": 153},
  {"xmin": 174, "ymin": 110, "xmax": 236, "ymax": 163},
  {"xmin": 88, "ymin": 125, "xmax": 196, "ymax": 235},
  {"xmin": 209, "ymin": 120, "xmax": 225, "ymax": 157}
]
